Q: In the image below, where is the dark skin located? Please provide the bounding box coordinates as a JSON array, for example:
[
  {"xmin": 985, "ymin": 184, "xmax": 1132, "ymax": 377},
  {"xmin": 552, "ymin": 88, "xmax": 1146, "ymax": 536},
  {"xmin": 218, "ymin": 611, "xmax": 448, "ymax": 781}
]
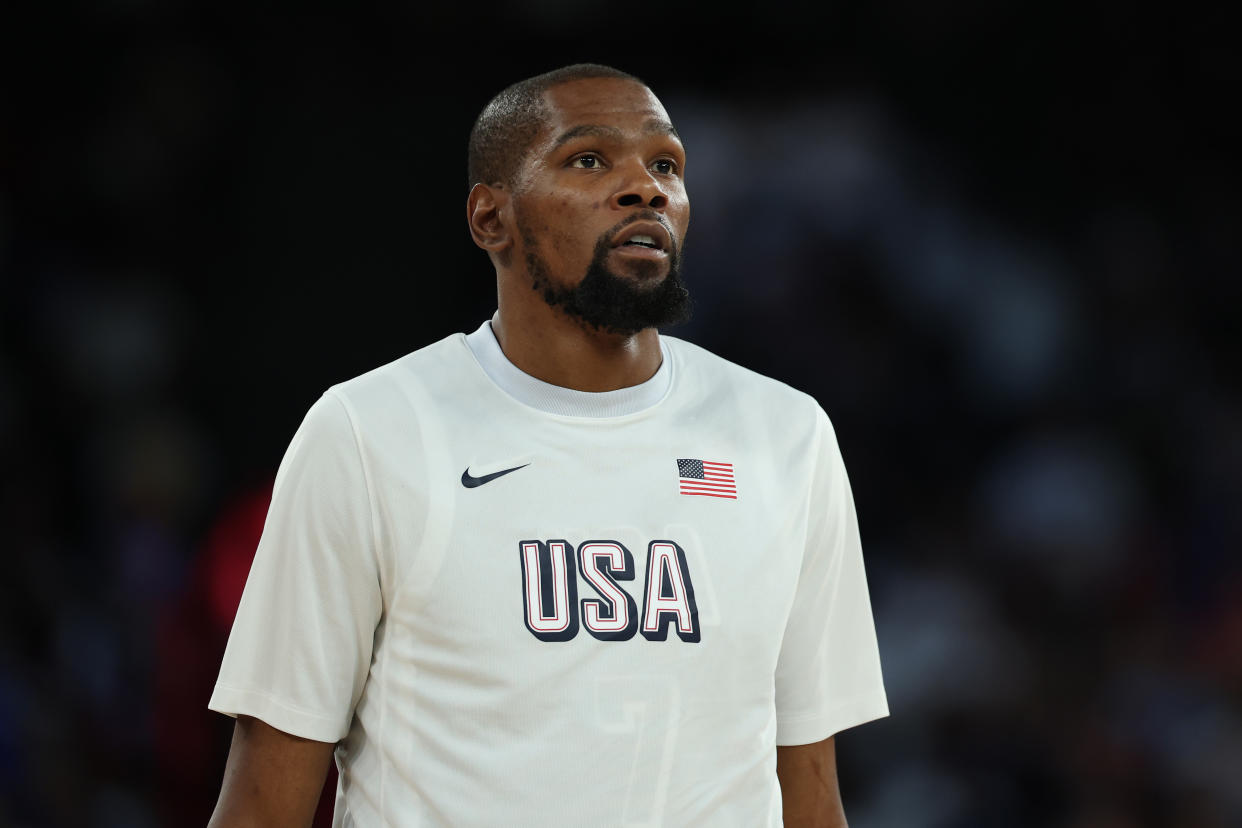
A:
[
  {"xmin": 466, "ymin": 76, "xmax": 685, "ymax": 392},
  {"xmin": 209, "ymin": 76, "xmax": 849, "ymax": 828},
  {"xmin": 778, "ymin": 736, "xmax": 850, "ymax": 828},
  {"xmin": 207, "ymin": 716, "xmax": 333, "ymax": 828}
]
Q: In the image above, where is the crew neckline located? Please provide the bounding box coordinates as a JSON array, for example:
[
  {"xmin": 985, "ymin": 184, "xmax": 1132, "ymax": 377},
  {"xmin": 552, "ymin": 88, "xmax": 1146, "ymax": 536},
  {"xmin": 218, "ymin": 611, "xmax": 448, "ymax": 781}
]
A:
[{"xmin": 463, "ymin": 317, "xmax": 673, "ymax": 418}]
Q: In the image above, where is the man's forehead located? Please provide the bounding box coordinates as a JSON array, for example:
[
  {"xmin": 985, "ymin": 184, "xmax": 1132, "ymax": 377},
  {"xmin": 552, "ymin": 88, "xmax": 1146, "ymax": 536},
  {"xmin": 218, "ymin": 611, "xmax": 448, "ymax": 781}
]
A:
[
  {"xmin": 550, "ymin": 120, "xmax": 679, "ymax": 150},
  {"xmin": 540, "ymin": 77, "xmax": 676, "ymax": 138}
]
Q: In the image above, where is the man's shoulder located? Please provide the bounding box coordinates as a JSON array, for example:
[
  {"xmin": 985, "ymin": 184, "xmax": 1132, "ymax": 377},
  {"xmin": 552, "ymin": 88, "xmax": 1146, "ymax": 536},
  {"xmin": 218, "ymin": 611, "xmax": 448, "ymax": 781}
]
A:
[
  {"xmin": 664, "ymin": 334, "xmax": 821, "ymax": 413},
  {"xmin": 323, "ymin": 330, "xmax": 474, "ymax": 410}
]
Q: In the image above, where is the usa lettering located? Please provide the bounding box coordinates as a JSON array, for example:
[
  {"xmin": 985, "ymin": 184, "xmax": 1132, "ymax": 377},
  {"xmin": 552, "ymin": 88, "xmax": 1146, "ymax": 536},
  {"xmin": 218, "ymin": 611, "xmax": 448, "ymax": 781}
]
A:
[{"xmin": 519, "ymin": 539, "xmax": 701, "ymax": 643}]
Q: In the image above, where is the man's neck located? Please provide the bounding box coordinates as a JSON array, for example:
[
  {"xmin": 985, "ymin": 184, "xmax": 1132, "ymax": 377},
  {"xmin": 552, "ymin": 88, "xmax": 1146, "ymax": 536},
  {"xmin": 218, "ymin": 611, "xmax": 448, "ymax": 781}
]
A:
[{"xmin": 491, "ymin": 299, "xmax": 663, "ymax": 393}]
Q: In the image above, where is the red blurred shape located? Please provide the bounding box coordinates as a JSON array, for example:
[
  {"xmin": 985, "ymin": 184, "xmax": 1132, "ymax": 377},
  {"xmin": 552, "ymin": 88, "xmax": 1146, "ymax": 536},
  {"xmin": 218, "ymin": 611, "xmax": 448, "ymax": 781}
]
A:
[{"xmin": 154, "ymin": 481, "xmax": 336, "ymax": 828}]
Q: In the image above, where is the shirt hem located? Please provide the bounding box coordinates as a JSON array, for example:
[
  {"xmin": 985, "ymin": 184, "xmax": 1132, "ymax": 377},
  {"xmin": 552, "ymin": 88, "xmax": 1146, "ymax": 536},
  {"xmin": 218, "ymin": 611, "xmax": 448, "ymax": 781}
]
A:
[
  {"xmin": 775, "ymin": 694, "xmax": 891, "ymax": 746},
  {"xmin": 208, "ymin": 683, "xmax": 345, "ymax": 743}
]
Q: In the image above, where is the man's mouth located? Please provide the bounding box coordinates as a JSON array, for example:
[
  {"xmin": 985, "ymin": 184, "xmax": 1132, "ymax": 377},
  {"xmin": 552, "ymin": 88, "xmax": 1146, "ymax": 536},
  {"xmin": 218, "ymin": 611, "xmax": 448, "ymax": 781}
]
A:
[
  {"xmin": 611, "ymin": 221, "xmax": 673, "ymax": 257},
  {"xmin": 622, "ymin": 234, "xmax": 660, "ymax": 249}
]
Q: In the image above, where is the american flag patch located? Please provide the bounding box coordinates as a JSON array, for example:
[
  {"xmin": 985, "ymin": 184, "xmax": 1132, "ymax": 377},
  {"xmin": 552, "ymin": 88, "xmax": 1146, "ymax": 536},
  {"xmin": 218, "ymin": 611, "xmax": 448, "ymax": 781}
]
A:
[{"xmin": 677, "ymin": 459, "xmax": 737, "ymax": 499}]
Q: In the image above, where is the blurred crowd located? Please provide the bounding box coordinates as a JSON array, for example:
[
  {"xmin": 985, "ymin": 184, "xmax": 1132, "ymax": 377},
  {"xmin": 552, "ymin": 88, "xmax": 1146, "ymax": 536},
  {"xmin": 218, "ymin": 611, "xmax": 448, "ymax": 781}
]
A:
[{"xmin": 1, "ymin": 3, "xmax": 1238, "ymax": 827}]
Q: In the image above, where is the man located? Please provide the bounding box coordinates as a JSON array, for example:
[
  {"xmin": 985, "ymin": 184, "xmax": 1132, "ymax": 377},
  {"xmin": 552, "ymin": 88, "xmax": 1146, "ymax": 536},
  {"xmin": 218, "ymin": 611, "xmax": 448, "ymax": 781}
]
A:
[{"xmin": 208, "ymin": 64, "xmax": 888, "ymax": 827}]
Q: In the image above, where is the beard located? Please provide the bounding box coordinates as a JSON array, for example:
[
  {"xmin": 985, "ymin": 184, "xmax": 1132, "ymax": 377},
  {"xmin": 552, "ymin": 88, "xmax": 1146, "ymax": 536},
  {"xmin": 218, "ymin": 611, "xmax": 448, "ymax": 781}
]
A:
[{"xmin": 522, "ymin": 214, "xmax": 692, "ymax": 337}]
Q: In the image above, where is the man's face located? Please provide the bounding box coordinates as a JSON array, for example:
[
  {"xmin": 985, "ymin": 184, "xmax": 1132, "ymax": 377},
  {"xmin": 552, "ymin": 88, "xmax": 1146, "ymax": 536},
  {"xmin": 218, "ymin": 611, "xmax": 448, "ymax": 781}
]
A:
[{"xmin": 510, "ymin": 77, "xmax": 692, "ymax": 335}]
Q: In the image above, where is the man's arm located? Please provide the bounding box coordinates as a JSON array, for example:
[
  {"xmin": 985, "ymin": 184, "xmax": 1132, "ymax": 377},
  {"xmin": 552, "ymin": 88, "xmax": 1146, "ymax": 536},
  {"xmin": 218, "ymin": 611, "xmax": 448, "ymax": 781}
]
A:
[
  {"xmin": 207, "ymin": 715, "xmax": 336, "ymax": 828},
  {"xmin": 776, "ymin": 736, "xmax": 849, "ymax": 828}
]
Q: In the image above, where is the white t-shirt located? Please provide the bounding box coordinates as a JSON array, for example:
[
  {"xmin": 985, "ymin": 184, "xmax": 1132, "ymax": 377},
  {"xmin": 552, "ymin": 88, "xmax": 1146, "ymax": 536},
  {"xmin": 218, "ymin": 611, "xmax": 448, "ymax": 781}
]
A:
[{"xmin": 210, "ymin": 320, "xmax": 888, "ymax": 827}]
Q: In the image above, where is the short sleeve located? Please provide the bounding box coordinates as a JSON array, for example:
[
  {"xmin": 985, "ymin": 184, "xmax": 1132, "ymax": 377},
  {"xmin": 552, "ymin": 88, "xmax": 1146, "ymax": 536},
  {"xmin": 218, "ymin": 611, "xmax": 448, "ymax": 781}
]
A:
[
  {"xmin": 208, "ymin": 391, "xmax": 382, "ymax": 742},
  {"xmin": 774, "ymin": 408, "xmax": 889, "ymax": 745}
]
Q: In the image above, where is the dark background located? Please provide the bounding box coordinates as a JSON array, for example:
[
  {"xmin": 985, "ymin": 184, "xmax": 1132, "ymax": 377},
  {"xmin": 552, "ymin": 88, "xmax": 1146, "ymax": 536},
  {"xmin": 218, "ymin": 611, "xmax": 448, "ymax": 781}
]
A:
[{"xmin": 2, "ymin": 2, "xmax": 1239, "ymax": 826}]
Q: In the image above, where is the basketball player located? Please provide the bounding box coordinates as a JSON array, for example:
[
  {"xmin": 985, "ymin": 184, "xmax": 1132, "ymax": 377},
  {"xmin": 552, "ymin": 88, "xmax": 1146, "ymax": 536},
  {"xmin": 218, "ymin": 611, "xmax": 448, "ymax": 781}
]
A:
[{"xmin": 207, "ymin": 64, "xmax": 888, "ymax": 827}]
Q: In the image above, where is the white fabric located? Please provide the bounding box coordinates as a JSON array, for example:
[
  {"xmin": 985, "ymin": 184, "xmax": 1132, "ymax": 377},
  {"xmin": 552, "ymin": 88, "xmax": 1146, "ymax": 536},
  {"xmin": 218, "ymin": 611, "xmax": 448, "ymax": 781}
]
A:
[
  {"xmin": 465, "ymin": 318, "xmax": 673, "ymax": 417},
  {"xmin": 210, "ymin": 322, "xmax": 888, "ymax": 827}
]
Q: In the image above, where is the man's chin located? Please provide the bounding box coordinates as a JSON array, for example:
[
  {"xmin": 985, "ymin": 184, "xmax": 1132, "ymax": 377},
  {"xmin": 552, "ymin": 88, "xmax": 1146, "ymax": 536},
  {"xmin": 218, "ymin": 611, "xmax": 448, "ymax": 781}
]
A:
[
  {"xmin": 605, "ymin": 250, "xmax": 670, "ymax": 285},
  {"xmin": 570, "ymin": 268, "xmax": 691, "ymax": 335},
  {"xmin": 527, "ymin": 245, "xmax": 690, "ymax": 335}
]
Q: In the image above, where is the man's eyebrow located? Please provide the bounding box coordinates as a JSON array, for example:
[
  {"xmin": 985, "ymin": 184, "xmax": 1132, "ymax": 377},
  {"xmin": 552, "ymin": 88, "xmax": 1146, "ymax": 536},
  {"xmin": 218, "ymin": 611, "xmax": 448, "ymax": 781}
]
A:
[
  {"xmin": 551, "ymin": 120, "xmax": 681, "ymax": 150},
  {"xmin": 552, "ymin": 124, "xmax": 623, "ymax": 149},
  {"xmin": 643, "ymin": 119, "xmax": 680, "ymax": 140}
]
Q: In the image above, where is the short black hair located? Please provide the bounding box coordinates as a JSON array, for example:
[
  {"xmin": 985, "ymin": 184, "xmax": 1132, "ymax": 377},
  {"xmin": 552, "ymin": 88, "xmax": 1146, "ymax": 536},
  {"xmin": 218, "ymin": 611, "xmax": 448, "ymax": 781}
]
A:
[{"xmin": 467, "ymin": 63, "xmax": 647, "ymax": 190}]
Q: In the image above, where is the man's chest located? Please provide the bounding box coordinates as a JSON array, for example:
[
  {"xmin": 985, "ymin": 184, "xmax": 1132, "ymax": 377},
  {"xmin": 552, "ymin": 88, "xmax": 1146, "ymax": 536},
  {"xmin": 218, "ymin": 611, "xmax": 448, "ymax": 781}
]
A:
[{"xmin": 366, "ymin": 425, "xmax": 810, "ymax": 666}]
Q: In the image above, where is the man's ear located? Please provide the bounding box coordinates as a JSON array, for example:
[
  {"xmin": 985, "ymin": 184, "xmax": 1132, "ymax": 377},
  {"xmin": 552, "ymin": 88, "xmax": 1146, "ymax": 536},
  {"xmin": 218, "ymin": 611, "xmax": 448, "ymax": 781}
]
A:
[{"xmin": 467, "ymin": 183, "xmax": 512, "ymax": 253}]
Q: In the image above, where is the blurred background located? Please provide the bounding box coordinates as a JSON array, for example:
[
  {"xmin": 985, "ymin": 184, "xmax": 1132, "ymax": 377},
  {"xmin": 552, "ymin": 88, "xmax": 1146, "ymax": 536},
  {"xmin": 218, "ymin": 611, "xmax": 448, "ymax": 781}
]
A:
[{"xmin": 1, "ymin": 1, "xmax": 1239, "ymax": 826}]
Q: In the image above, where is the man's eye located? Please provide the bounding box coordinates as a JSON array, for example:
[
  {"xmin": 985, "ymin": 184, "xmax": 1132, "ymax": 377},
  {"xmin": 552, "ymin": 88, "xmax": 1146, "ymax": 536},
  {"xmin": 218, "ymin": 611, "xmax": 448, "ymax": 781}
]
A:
[
  {"xmin": 652, "ymin": 159, "xmax": 678, "ymax": 175},
  {"xmin": 571, "ymin": 155, "xmax": 600, "ymax": 169}
]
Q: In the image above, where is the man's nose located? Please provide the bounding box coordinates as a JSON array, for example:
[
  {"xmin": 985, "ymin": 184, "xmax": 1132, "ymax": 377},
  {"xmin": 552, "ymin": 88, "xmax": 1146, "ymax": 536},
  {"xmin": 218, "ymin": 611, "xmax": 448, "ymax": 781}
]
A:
[{"xmin": 610, "ymin": 162, "xmax": 668, "ymax": 210}]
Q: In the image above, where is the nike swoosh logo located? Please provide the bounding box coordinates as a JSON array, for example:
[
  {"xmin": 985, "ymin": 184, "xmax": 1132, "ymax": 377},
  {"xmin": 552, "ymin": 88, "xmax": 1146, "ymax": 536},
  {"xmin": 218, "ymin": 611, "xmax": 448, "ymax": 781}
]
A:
[{"xmin": 461, "ymin": 463, "xmax": 530, "ymax": 488}]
